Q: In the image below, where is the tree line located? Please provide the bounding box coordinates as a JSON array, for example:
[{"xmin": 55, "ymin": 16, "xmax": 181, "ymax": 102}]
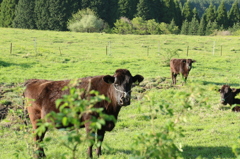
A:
[{"xmin": 0, "ymin": 0, "xmax": 240, "ymax": 35}]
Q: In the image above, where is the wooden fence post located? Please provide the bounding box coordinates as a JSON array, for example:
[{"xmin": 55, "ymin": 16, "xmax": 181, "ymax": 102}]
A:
[
  {"xmin": 10, "ymin": 43, "xmax": 12, "ymax": 54},
  {"xmin": 106, "ymin": 46, "xmax": 108, "ymax": 55},
  {"xmin": 59, "ymin": 47, "xmax": 62, "ymax": 56},
  {"xmin": 147, "ymin": 46, "xmax": 149, "ymax": 56},
  {"xmin": 212, "ymin": 41, "xmax": 215, "ymax": 55},
  {"xmin": 34, "ymin": 37, "xmax": 38, "ymax": 55},
  {"xmin": 221, "ymin": 45, "xmax": 222, "ymax": 56}
]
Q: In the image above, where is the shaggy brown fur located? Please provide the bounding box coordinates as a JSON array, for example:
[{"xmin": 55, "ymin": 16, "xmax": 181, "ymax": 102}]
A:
[
  {"xmin": 170, "ymin": 58, "xmax": 196, "ymax": 84},
  {"xmin": 23, "ymin": 69, "xmax": 144, "ymax": 158}
]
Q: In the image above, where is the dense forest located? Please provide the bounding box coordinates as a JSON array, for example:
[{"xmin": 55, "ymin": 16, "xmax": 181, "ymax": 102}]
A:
[{"xmin": 0, "ymin": 0, "xmax": 240, "ymax": 35}]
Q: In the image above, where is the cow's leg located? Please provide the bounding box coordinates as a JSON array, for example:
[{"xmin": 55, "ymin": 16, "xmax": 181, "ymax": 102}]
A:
[
  {"xmin": 85, "ymin": 123, "xmax": 94, "ymax": 158},
  {"xmin": 184, "ymin": 76, "xmax": 187, "ymax": 83},
  {"xmin": 28, "ymin": 107, "xmax": 47, "ymax": 158},
  {"xmin": 35, "ymin": 128, "xmax": 47, "ymax": 158},
  {"xmin": 182, "ymin": 74, "xmax": 188, "ymax": 84},
  {"xmin": 96, "ymin": 130, "xmax": 105, "ymax": 156},
  {"xmin": 172, "ymin": 73, "xmax": 177, "ymax": 85}
]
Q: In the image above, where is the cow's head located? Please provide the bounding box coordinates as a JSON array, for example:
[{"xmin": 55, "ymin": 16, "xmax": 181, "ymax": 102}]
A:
[
  {"xmin": 218, "ymin": 85, "xmax": 235, "ymax": 105},
  {"xmin": 103, "ymin": 69, "xmax": 144, "ymax": 106},
  {"xmin": 183, "ymin": 59, "xmax": 196, "ymax": 71}
]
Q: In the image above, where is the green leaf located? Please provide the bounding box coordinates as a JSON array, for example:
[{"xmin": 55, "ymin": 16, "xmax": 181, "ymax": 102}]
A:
[{"xmin": 62, "ymin": 117, "xmax": 68, "ymax": 126}]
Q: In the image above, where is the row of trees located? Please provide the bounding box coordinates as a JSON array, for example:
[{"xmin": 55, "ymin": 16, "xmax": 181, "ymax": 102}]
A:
[
  {"xmin": 0, "ymin": 0, "xmax": 240, "ymax": 35},
  {"xmin": 182, "ymin": 0, "xmax": 240, "ymax": 17}
]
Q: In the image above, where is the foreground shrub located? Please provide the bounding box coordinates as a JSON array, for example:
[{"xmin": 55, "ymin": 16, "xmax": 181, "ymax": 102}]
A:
[
  {"xmin": 131, "ymin": 85, "xmax": 209, "ymax": 159},
  {"xmin": 35, "ymin": 83, "xmax": 115, "ymax": 158}
]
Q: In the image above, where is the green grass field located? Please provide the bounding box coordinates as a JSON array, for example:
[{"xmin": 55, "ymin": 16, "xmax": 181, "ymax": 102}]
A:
[{"xmin": 0, "ymin": 28, "xmax": 240, "ymax": 159}]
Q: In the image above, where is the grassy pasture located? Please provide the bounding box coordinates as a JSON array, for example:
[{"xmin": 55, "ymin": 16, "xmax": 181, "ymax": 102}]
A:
[{"xmin": 0, "ymin": 28, "xmax": 240, "ymax": 158}]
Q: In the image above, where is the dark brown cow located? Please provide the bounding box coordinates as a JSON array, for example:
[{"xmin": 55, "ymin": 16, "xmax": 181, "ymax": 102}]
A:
[
  {"xmin": 170, "ymin": 58, "xmax": 196, "ymax": 85},
  {"xmin": 23, "ymin": 69, "xmax": 144, "ymax": 158},
  {"xmin": 219, "ymin": 85, "xmax": 240, "ymax": 112}
]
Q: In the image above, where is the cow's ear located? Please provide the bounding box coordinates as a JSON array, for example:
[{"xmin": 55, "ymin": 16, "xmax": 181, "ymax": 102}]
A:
[
  {"xmin": 103, "ymin": 75, "xmax": 115, "ymax": 84},
  {"xmin": 218, "ymin": 89, "xmax": 221, "ymax": 92},
  {"xmin": 192, "ymin": 60, "xmax": 196, "ymax": 63},
  {"xmin": 232, "ymin": 88, "xmax": 237, "ymax": 92},
  {"xmin": 133, "ymin": 75, "xmax": 144, "ymax": 84}
]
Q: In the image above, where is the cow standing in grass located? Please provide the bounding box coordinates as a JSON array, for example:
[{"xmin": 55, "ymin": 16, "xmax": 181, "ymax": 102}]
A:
[
  {"xmin": 219, "ymin": 85, "xmax": 240, "ymax": 112},
  {"xmin": 170, "ymin": 58, "xmax": 196, "ymax": 85},
  {"xmin": 23, "ymin": 69, "xmax": 144, "ymax": 158}
]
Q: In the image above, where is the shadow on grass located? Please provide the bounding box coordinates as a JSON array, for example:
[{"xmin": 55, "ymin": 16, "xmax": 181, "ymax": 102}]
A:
[
  {"xmin": 182, "ymin": 146, "xmax": 235, "ymax": 159},
  {"xmin": 202, "ymin": 81, "xmax": 240, "ymax": 87},
  {"xmin": 0, "ymin": 60, "xmax": 34, "ymax": 68},
  {"xmin": 104, "ymin": 146, "xmax": 235, "ymax": 158},
  {"xmin": 103, "ymin": 148, "xmax": 132, "ymax": 155}
]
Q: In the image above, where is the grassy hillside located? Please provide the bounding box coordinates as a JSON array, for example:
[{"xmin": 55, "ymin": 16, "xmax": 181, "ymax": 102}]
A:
[{"xmin": 0, "ymin": 28, "xmax": 240, "ymax": 159}]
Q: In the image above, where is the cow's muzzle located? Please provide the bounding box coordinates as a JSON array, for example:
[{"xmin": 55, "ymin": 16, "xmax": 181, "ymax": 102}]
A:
[
  {"xmin": 220, "ymin": 98, "xmax": 227, "ymax": 105},
  {"xmin": 114, "ymin": 86, "xmax": 131, "ymax": 106},
  {"xmin": 120, "ymin": 93, "xmax": 130, "ymax": 106}
]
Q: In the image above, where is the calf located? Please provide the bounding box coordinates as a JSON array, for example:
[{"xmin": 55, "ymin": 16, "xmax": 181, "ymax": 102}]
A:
[
  {"xmin": 219, "ymin": 85, "xmax": 240, "ymax": 112},
  {"xmin": 23, "ymin": 69, "xmax": 144, "ymax": 158},
  {"xmin": 170, "ymin": 58, "xmax": 196, "ymax": 85}
]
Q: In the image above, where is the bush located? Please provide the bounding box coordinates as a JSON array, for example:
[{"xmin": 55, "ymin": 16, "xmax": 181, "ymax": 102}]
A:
[
  {"xmin": 113, "ymin": 17, "xmax": 133, "ymax": 34},
  {"xmin": 146, "ymin": 19, "xmax": 161, "ymax": 35},
  {"xmin": 67, "ymin": 8, "xmax": 105, "ymax": 32},
  {"xmin": 132, "ymin": 17, "xmax": 148, "ymax": 35}
]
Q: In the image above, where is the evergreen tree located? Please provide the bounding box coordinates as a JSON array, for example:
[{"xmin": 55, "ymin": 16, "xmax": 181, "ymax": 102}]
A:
[
  {"xmin": 205, "ymin": 20, "xmax": 218, "ymax": 35},
  {"xmin": 136, "ymin": 0, "xmax": 153, "ymax": 20},
  {"xmin": 13, "ymin": 0, "xmax": 36, "ymax": 29},
  {"xmin": 216, "ymin": 0, "xmax": 228, "ymax": 29},
  {"xmin": 204, "ymin": 3, "xmax": 216, "ymax": 23},
  {"xmin": 35, "ymin": 0, "xmax": 79, "ymax": 31},
  {"xmin": 0, "ymin": 0, "xmax": 18, "ymax": 27},
  {"xmin": 0, "ymin": 0, "xmax": 2, "ymax": 14},
  {"xmin": 188, "ymin": 16, "xmax": 199, "ymax": 35},
  {"xmin": 198, "ymin": 16, "xmax": 206, "ymax": 36},
  {"xmin": 228, "ymin": 0, "xmax": 240, "ymax": 27},
  {"xmin": 180, "ymin": 19, "xmax": 188, "ymax": 35},
  {"xmin": 174, "ymin": 0, "xmax": 182, "ymax": 27},
  {"xmin": 106, "ymin": 0, "xmax": 119, "ymax": 26},
  {"xmin": 118, "ymin": 0, "xmax": 139, "ymax": 20},
  {"xmin": 81, "ymin": 0, "xmax": 90, "ymax": 9},
  {"xmin": 34, "ymin": 0, "xmax": 50, "ymax": 30},
  {"xmin": 192, "ymin": 7, "xmax": 200, "ymax": 22},
  {"xmin": 48, "ymin": 0, "xmax": 68, "ymax": 31},
  {"xmin": 205, "ymin": 21, "xmax": 212, "ymax": 35},
  {"xmin": 161, "ymin": 0, "xmax": 177, "ymax": 23},
  {"xmin": 70, "ymin": 0, "xmax": 81, "ymax": 12},
  {"xmin": 182, "ymin": 1, "xmax": 193, "ymax": 22},
  {"xmin": 81, "ymin": 0, "xmax": 118, "ymax": 27},
  {"xmin": 151, "ymin": 0, "xmax": 162, "ymax": 22},
  {"xmin": 168, "ymin": 19, "xmax": 180, "ymax": 34}
]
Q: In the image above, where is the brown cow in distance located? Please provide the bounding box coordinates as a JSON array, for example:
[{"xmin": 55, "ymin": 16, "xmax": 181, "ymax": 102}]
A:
[
  {"xmin": 23, "ymin": 69, "xmax": 144, "ymax": 158},
  {"xmin": 219, "ymin": 85, "xmax": 240, "ymax": 112},
  {"xmin": 170, "ymin": 58, "xmax": 196, "ymax": 85}
]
